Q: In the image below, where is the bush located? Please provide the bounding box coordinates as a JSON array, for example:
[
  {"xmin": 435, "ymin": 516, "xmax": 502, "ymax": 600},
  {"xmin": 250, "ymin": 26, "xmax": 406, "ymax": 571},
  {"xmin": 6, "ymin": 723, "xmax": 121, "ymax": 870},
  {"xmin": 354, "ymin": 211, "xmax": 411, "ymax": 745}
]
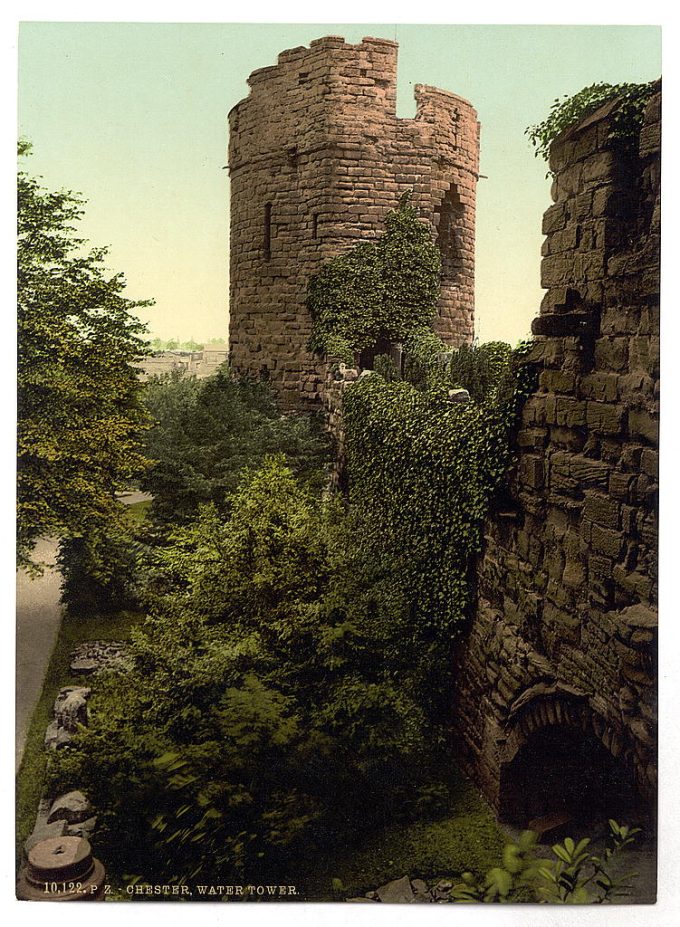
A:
[
  {"xmin": 51, "ymin": 459, "xmax": 430, "ymax": 884},
  {"xmin": 57, "ymin": 511, "xmax": 141, "ymax": 616}
]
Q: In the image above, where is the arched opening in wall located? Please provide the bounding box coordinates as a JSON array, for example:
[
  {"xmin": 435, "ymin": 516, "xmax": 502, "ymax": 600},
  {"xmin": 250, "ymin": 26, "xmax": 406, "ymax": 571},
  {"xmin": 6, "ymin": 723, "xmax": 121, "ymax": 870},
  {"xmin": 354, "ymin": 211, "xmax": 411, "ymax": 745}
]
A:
[
  {"xmin": 435, "ymin": 183, "xmax": 464, "ymax": 283},
  {"xmin": 499, "ymin": 723, "xmax": 645, "ymax": 837},
  {"xmin": 358, "ymin": 334, "xmax": 392, "ymax": 371}
]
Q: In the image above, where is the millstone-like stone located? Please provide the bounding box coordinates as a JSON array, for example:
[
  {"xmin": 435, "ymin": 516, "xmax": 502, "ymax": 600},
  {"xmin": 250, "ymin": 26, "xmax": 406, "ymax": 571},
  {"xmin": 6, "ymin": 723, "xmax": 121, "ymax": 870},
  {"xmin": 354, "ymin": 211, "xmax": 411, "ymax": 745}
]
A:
[
  {"xmin": 24, "ymin": 819, "xmax": 67, "ymax": 854},
  {"xmin": 16, "ymin": 836, "xmax": 106, "ymax": 901}
]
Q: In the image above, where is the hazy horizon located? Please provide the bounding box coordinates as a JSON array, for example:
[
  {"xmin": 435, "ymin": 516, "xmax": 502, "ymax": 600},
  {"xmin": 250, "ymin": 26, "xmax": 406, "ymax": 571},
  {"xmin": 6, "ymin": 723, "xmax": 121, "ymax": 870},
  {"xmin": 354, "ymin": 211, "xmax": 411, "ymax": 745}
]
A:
[{"xmin": 18, "ymin": 22, "xmax": 661, "ymax": 346}]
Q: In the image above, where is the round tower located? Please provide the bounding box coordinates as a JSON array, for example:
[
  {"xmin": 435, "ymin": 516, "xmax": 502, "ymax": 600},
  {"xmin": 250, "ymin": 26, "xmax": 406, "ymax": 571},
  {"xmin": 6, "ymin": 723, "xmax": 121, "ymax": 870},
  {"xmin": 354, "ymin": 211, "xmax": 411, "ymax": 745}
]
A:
[{"xmin": 228, "ymin": 35, "xmax": 480, "ymax": 410}]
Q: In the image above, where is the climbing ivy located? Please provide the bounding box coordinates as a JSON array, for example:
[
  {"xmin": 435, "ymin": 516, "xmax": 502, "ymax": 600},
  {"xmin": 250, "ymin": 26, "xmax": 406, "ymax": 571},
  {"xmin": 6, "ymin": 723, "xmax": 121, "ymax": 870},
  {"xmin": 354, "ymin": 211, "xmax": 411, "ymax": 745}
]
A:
[
  {"xmin": 343, "ymin": 343, "xmax": 536, "ymax": 637},
  {"xmin": 526, "ymin": 81, "xmax": 655, "ymax": 163},
  {"xmin": 307, "ymin": 193, "xmax": 441, "ymax": 363}
]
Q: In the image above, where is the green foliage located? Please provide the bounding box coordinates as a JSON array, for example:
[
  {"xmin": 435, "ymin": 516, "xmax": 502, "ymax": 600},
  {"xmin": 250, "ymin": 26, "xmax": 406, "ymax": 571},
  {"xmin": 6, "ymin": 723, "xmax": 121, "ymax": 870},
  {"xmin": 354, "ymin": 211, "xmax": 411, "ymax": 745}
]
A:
[
  {"xmin": 446, "ymin": 341, "xmax": 514, "ymax": 403},
  {"xmin": 308, "ymin": 193, "xmax": 441, "ymax": 360},
  {"xmin": 526, "ymin": 82, "xmax": 655, "ymax": 162},
  {"xmin": 450, "ymin": 821, "xmax": 641, "ymax": 904},
  {"xmin": 342, "ymin": 343, "xmax": 535, "ymax": 654},
  {"xmin": 57, "ymin": 514, "xmax": 139, "ymax": 615},
  {"xmin": 51, "ymin": 458, "xmax": 432, "ymax": 883},
  {"xmin": 401, "ymin": 327, "xmax": 449, "ymax": 387},
  {"xmin": 141, "ymin": 366, "xmax": 330, "ymax": 525},
  {"xmin": 17, "ymin": 141, "xmax": 152, "ymax": 569}
]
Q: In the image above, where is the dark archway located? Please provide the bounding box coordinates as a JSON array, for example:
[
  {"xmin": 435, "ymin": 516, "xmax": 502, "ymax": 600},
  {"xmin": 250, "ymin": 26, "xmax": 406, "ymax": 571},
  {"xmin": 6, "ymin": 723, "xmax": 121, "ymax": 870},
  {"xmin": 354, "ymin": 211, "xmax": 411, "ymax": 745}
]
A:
[
  {"xmin": 434, "ymin": 183, "xmax": 464, "ymax": 282},
  {"xmin": 499, "ymin": 723, "xmax": 643, "ymax": 831}
]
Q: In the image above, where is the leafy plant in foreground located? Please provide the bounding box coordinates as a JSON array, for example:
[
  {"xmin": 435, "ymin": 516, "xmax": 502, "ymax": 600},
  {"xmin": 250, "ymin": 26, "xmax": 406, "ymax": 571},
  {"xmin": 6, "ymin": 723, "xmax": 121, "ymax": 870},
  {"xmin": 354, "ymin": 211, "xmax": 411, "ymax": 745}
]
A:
[{"xmin": 450, "ymin": 820, "xmax": 641, "ymax": 904}]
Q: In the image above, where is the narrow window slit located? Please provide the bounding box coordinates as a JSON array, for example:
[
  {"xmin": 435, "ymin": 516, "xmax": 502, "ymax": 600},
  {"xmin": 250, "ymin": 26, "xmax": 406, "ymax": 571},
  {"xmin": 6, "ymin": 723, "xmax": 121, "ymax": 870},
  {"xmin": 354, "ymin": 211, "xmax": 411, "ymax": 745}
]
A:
[{"xmin": 263, "ymin": 203, "xmax": 272, "ymax": 260}]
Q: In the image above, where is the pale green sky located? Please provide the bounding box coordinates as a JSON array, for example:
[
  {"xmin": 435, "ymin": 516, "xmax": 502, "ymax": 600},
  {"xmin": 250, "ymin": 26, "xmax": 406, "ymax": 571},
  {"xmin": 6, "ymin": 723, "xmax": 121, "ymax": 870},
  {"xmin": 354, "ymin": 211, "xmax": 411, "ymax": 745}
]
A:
[{"xmin": 18, "ymin": 22, "xmax": 661, "ymax": 345}]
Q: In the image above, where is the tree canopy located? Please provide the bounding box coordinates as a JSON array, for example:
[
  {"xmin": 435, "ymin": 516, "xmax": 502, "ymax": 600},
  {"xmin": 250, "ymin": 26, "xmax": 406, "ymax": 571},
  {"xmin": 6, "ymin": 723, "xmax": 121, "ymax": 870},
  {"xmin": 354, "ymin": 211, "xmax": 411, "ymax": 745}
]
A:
[
  {"xmin": 17, "ymin": 141, "xmax": 153, "ymax": 568},
  {"xmin": 140, "ymin": 367, "xmax": 330, "ymax": 525}
]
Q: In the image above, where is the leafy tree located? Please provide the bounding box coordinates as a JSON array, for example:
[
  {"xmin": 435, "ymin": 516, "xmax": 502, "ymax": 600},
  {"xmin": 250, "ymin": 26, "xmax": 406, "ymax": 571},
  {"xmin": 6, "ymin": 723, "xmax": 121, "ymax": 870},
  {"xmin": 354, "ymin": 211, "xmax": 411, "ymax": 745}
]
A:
[
  {"xmin": 17, "ymin": 141, "xmax": 152, "ymax": 568},
  {"xmin": 140, "ymin": 366, "xmax": 330, "ymax": 525},
  {"xmin": 51, "ymin": 459, "xmax": 428, "ymax": 883}
]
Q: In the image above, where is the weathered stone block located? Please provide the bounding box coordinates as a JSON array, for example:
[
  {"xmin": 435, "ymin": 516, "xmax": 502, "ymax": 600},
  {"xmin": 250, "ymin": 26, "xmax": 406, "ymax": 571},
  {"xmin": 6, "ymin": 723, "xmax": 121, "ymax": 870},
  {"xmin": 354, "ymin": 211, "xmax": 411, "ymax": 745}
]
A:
[
  {"xmin": 569, "ymin": 455, "xmax": 610, "ymax": 488},
  {"xmin": 539, "ymin": 369, "xmax": 576, "ymax": 395},
  {"xmin": 594, "ymin": 338, "xmax": 628, "ymax": 372},
  {"xmin": 628, "ymin": 409, "xmax": 658, "ymax": 445},
  {"xmin": 542, "ymin": 203, "xmax": 567, "ymax": 235},
  {"xmin": 591, "ymin": 524, "xmax": 624, "ymax": 558},
  {"xmin": 579, "ymin": 372, "xmax": 618, "ymax": 403},
  {"xmin": 586, "ymin": 401, "xmax": 625, "ymax": 435},
  {"xmin": 563, "ymin": 559, "xmax": 586, "ymax": 588},
  {"xmin": 555, "ymin": 397, "xmax": 586, "ymax": 427},
  {"xmin": 582, "ymin": 150, "xmax": 616, "ymax": 184},
  {"xmin": 583, "ymin": 492, "xmax": 620, "ymax": 529}
]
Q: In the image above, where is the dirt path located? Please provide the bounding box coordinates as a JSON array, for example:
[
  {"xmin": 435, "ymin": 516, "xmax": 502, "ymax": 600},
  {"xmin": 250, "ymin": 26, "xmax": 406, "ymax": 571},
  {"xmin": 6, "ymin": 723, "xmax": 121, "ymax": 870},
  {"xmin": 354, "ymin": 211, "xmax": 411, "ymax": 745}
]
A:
[
  {"xmin": 15, "ymin": 536, "xmax": 61, "ymax": 772},
  {"xmin": 15, "ymin": 492, "xmax": 152, "ymax": 772}
]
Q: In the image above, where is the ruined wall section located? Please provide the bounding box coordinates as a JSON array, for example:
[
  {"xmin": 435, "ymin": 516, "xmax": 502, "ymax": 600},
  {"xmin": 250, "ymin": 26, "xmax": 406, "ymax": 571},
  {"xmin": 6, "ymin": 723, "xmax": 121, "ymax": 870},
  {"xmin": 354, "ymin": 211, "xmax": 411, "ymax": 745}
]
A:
[
  {"xmin": 228, "ymin": 36, "xmax": 479, "ymax": 410},
  {"xmin": 451, "ymin": 86, "xmax": 660, "ymax": 814}
]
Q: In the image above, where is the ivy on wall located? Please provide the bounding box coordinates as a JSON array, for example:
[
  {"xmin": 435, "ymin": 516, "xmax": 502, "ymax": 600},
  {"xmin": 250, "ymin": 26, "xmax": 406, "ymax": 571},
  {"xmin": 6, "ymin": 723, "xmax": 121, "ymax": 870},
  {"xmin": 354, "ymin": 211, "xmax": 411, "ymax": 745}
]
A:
[
  {"xmin": 343, "ymin": 345, "xmax": 535, "ymax": 636},
  {"xmin": 525, "ymin": 81, "xmax": 655, "ymax": 163},
  {"xmin": 308, "ymin": 193, "xmax": 442, "ymax": 364}
]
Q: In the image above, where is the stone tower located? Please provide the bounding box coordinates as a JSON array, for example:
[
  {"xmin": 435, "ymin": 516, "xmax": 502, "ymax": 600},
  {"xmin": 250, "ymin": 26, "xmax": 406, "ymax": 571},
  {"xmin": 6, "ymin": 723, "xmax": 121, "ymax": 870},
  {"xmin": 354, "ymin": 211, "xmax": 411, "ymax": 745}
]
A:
[{"xmin": 228, "ymin": 35, "xmax": 480, "ymax": 410}]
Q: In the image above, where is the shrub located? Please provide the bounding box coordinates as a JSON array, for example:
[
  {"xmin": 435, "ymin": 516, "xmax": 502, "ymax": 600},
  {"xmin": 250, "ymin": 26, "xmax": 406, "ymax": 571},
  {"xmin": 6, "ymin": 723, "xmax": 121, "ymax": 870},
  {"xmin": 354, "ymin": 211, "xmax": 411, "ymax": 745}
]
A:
[
  {"xmin": 57, "ymin": 509, "xmax": 142, "ymax": 616},
  {"xmin": 51, "ymin": 458, "xmax": 429, "ymax": 884}
]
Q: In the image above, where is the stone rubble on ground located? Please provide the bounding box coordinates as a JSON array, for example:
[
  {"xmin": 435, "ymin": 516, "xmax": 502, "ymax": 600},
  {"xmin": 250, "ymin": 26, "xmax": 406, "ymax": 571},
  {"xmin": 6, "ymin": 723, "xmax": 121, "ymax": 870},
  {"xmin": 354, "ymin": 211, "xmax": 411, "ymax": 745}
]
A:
[
  {"xmin": 47, "ymin": 790, "xmax": 95, "ymax": 825},
  {"xmin": 347, "ymin": 875, "xmax": 453, "ymax": 903},
  {"xmin": 44, "ymin": 686, "xmax": 91, "ymax": 749},
  {"xmin": 69, "ymin": 640, "xmax": 131, "ymax": 676},
  {"xmin": 28, "ymin": 648, "xmax": 105, "ymax": 855}
]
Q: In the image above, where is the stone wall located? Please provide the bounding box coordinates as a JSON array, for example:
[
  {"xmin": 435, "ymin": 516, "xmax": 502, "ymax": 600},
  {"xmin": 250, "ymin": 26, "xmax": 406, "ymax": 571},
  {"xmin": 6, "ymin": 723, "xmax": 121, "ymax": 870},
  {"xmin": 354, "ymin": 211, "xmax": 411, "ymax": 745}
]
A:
[
  {"xmin": 451, "ymin": 85, "xmax": 660, "ymax": 818},
  {"xmin": 228, "ymin": 36, "xmax": 479, "ymax": 410}
]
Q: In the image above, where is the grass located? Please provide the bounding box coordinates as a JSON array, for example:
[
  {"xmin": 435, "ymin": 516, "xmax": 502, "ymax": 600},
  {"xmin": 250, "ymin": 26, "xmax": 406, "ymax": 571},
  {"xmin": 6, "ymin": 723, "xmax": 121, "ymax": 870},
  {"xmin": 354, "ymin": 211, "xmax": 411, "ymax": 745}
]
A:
[
  {"xmin": 15, "ymin": 608, "xmax": 143, "ymax": 868},
  {"xmin": 126, "ymin": 499, "xmax": 151, "ymax": 524},
  {"xmin": 299, "ymin": 770, "xmax": 510, "ymax": 901}
]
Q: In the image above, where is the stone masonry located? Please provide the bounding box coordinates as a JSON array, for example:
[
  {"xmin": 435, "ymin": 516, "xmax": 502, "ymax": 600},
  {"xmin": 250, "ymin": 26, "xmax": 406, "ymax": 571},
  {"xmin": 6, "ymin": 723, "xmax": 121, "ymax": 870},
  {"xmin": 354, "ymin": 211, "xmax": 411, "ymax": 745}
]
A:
[
  {"xmin": 451, "ymin": 85, "xmax": 660, "ymax": 821},
  {"xmin": 228, "ymin": 36, "xmax": 479, "ymax": 410}
]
